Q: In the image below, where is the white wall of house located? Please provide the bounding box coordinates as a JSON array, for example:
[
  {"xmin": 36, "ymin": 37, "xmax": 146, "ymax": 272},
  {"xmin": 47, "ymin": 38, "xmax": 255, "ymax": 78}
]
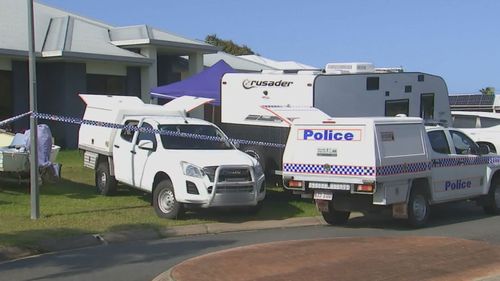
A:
[
  {"xmin": 140, "ymin": 46, "xmax": 158, "ymax": 103},
  {"xmin": 188, "ymin": 52, "xmax": 203, "ymax": 77}
]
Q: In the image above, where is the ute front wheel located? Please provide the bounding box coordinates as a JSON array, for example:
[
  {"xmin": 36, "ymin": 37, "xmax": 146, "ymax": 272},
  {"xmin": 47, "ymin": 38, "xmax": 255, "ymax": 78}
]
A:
[{"xmin": 153, "ymin": 180, "xmax": 183, "ymax": 219}]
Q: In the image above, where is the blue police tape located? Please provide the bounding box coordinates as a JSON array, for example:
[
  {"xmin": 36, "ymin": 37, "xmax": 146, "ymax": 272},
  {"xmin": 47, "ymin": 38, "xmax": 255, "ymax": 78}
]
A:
[
  {"xmin": 31, "ymin": 112, "xmax": 286, "ymax": 149},
  {"xmin": 0, "ymin": 111, "xmax": 33, "ymax": 128}
]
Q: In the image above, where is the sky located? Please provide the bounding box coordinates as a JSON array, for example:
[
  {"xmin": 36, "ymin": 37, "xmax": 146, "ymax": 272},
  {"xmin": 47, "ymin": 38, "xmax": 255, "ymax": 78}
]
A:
[{"xmin": 40, "ymin": 0, "xmax": 499, "ymax": 94}]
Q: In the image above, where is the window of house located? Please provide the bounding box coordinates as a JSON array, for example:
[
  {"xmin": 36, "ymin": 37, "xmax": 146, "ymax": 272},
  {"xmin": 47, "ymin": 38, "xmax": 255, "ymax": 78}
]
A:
[
  {"xmin": 366, "ymin": 77, "xmax": 379, "ymax": 90},
  {"xmin": 385, "ymin": 99, "xmax": 409, "ymax": 117},
  {"xmin": 405, "ymin": 85, "xmax": 412, "ymax": 93},
  {"xmin": 0, "ymin": 70, "xmax": 12, "ymax": 122},
  {"xmin": 427, "ymin": 130, "xmax": 450, "ymax": 154},
  {"xmin": 87, "ymin": 74, "xmax": 126, "ymax": 94},
  {"xmin": 420, "ymin": 93, "xmax": 435, "ymax": 120}
]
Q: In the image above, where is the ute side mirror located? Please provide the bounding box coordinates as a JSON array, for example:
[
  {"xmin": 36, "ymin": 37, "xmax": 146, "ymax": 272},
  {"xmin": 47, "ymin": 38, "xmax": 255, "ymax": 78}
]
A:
[
  {"xmin": 477, "ymin": 143, "xmax": 490, "ymax": 155},
  {"xmin": 138, "ymin": 140, "xmax": 155, "ymax": 151}
]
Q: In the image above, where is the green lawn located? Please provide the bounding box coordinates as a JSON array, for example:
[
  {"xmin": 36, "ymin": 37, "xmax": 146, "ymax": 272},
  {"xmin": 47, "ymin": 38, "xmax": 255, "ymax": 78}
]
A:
[{"xmin": 0, "ymin": 150, "xmax": 318, "ymax": 249}]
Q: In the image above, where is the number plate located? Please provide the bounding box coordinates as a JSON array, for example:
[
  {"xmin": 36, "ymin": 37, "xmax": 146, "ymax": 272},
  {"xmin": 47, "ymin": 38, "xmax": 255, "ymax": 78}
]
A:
[
  {"xmin": 309, "ymin": 182, "xmax": 351, "ymax": 191},
  {"xmin": 331, "ymin": 183, "xmax": 351, "ymax": 190},
  {"xmin": 314, "ymin": 190, "xmax": 333, "ymax": 200}
]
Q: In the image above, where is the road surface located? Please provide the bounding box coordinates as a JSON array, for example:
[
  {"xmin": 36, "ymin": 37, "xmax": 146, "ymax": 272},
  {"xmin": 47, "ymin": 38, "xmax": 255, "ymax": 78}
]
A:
[{"xmin": 1, "ymin": 201, "xmax": 499, "ymax": 281}]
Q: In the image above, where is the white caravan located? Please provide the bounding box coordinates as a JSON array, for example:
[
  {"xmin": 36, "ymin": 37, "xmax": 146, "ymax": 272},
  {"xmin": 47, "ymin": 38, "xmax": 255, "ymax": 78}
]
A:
[{"xmin": 219, "ymin": 63, "xmax": 452, "ymax": 175}]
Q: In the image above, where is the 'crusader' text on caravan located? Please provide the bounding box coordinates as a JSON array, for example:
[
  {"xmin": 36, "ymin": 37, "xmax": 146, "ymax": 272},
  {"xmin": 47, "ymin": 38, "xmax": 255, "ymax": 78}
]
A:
[{"xmin": 242, "ymin": 79, "xmax": 294, "ymax": 89}]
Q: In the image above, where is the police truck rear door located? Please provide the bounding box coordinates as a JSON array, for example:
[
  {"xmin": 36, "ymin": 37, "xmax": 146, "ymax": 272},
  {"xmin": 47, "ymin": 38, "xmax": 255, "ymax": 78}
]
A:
[{"xmin": 283, "ymin": 118, "xmax": 377, "ymax": 193}]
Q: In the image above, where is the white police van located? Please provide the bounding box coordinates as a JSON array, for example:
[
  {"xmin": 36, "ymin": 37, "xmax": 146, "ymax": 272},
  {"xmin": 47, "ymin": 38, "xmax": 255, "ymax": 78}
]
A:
[{"xmin": 282, "ymin": 116, "xmax": 500, "ymax": 227}]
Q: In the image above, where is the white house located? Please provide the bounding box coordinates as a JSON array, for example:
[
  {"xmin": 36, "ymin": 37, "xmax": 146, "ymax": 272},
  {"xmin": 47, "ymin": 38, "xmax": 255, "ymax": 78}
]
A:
[{"xmin": 0, "ymin": 0, "xmax": 218, "ymax": 147}]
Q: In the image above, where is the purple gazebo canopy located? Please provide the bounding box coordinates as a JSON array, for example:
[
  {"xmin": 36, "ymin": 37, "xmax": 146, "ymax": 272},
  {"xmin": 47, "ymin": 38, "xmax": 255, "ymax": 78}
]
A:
[{"xmin": 150, "ymin": 60, "xmax": 236, "ymax": 106}]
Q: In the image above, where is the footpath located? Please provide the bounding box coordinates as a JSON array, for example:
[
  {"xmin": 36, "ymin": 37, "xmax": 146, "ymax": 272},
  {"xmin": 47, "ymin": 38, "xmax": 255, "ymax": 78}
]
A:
[{"xmin": 0, "ymin": 216, "xmax": 325, "ymax": 262}]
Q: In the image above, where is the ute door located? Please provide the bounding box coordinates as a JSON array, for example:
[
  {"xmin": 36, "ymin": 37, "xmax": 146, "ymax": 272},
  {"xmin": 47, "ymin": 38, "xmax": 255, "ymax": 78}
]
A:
[
  {"xmin": 132, "ymin": 121, "xmax": 157, "ymax": 189},
  {"xmin": 447, "ymin": 129, "xmax": 485, "ymax": 197},
  {"xmin": 112, "ymin": 119, "xmax": 139, "ymax": 185},
  {"xmin": 428, "ymin": 128, "xmax": 484, "ymax": 202}
]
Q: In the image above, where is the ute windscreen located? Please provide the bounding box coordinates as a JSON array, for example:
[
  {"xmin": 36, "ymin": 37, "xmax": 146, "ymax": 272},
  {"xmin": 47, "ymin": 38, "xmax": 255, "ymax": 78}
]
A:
[{"xmin": 159, "ymin": 124, "xmax": 233, "ymax": 150}]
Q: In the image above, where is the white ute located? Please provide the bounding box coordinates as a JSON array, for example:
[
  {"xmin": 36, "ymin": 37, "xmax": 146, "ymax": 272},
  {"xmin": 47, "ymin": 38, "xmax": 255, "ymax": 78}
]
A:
[
  {"xmin": 282, "ymin": 116, "xmax": 500, "ymax": 227},
  {"xmin": 78, "ymin": 94, "xmax": 265, "ymax": 218}
]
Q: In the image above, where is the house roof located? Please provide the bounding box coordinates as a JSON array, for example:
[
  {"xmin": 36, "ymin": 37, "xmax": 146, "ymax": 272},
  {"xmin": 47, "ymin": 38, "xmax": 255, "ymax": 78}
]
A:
[
  {"xmin": 0, "ymin": 0, "xmax": 217, "ymax": 63},
  {"xmin": 204, "ymin": 52, "xmax": 277, "ymax": 72},
  {"xmin": 110, "ymin": 25, "xmax": 217, "ymax": 53}
]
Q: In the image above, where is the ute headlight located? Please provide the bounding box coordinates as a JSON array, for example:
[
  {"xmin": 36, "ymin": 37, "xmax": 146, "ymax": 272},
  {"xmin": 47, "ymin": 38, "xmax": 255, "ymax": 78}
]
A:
[
  {"xmin": 254, "ymin": 162, "xmax": 264, "ymax": 177},
  {"xmin": 181, "ymin": 161, "xmax": 205, "ymax": 178}
]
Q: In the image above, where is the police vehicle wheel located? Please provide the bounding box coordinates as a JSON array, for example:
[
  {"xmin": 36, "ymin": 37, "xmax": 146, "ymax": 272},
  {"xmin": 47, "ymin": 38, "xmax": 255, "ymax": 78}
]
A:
[
  {"xmin": 96, "ymin": 161, "xmax": 117, "ymax": 196},
  {"xmin": 322, "ymin": 201, "xmax": 350, "ymax": 225},
  {"xmin": 153, "ymin": 180, "xmax": 183, "ymax": 219},
  {"xmin": 483, "ymin": 178, "xmax": 500, "ymax": 215},
  {"xmin": 407, "ymin": 189, "xmax": 430, "ymax": 228}
]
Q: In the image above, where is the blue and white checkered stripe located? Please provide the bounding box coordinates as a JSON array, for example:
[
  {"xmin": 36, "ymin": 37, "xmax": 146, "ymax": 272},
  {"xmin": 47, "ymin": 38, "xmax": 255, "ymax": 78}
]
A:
[
  {"xmin": 377, "ymin": 162, "xmax": 432, "ymax": 176},
  {"xmin": 31, "ymin": 112, "xmax": 286, "ymax": 149},
  {"xmin": 284, "ymin": 162, "xmax": 433, "ymax": 177},
  {"xmin": 488, "ymin": 156, "xmax": 500, "ymax": 165},
  {"xmin": 0, "ymin": 111, "xmax": 33, "ymax": 128},
  {"xmin": 283, "ymin": 163, "xmax": 376, "ymax": 176}
]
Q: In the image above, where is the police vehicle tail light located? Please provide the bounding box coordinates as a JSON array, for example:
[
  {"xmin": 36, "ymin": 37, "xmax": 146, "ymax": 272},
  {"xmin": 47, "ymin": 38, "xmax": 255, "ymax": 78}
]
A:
[
  {"xmin": 287, "ymin": 180, "xmax": 303, "ymax": 188},
  {"xmin": 355, "ymin": 184, "xmax": 374, "ymax": 193},
  {"xmin": 322, "ymin": 120, "xmax": 336, "ymax": 124}
]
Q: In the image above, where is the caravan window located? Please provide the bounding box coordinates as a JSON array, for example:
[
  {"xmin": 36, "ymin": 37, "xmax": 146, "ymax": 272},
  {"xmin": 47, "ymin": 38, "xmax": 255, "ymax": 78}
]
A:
[
  {"xmin": 420, "ymin": 93, "xmax": 435, "ymax": 120},
  {"xmin": 366, "ymin": 77, "xmax": 379, "ymax": 90},
  {"xmin": 385, "ymin": 99, "xmax": 409, "ymax": 117}
]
